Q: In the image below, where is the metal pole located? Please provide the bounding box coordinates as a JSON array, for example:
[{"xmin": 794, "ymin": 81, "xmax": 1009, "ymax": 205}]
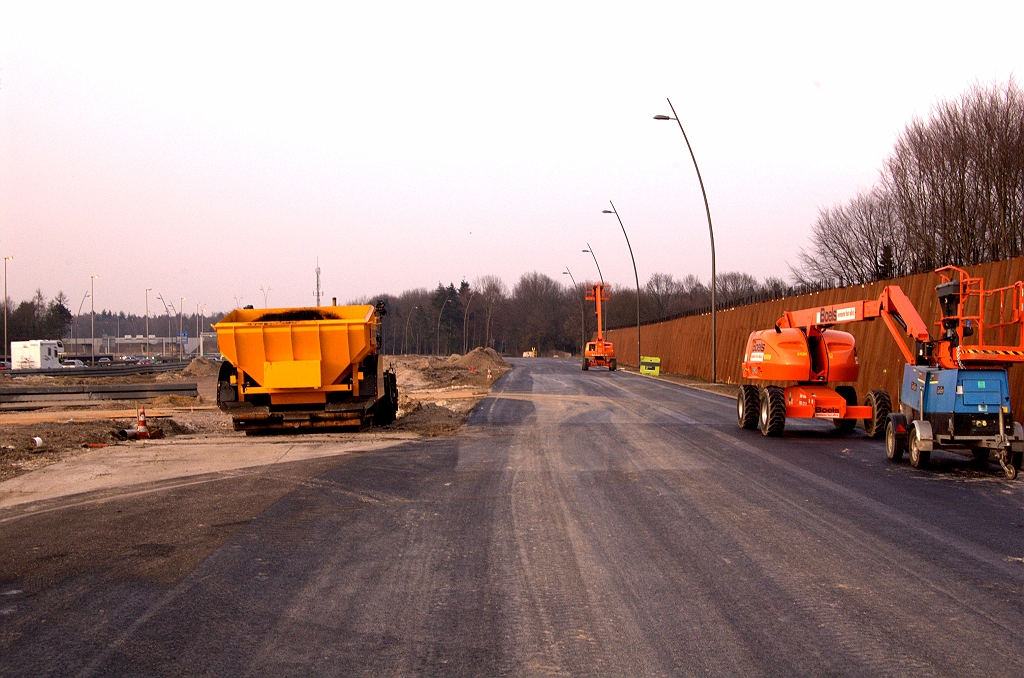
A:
[
  {"xmin": 157, "ymin": 293, "xmax": 171, "ymax": 358},
  {"xmin": 604, "ymin": 201, "xmax": 641, "ymax": 367},
  {"xmin": 563, "ymin": 268, "xmax": 586, "ymax": 356},
  {"xmin": 75, "ymin": 290, "xmax": 89, "ymax": 356},
  {"xmin": 462, "ymin": 292, "xmax": 476, "ymax": 355},
  {"xmin": 179, "ymin": 296, "xmax": 185, "ymax": 360},
  {"xmin": 583, "ymin": 243, "xmax": 605, "ymax": 337},
  {"xmin": 3, "ymin": 256, "xmax": 11, "ymax": 365},
  {"xmin": 435, "ymin": 296, "xmax": 450, "ymax": 356},
  {"xmin": 656, "ymin": 98, "xmax": 717, "ymax": 382},
  {"xmin": 404, "ymin": 306, "xmax": 417, "ymax": 355},
  {"xmin": 90, "ymin": 275, "xmax": 98, "ymax": 365},
  {"xmin": 584, "ymin": 242, "xmax": 604, "ymax": 284},
  {"xmin": 145, "ymin": 288, "xmax": 151, "ymax": 357}
]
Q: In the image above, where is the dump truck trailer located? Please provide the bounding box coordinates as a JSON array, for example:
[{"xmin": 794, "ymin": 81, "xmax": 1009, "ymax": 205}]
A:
[{"xmin": 214, "ymin": 303, "xmax": 398, "ymax": 433}]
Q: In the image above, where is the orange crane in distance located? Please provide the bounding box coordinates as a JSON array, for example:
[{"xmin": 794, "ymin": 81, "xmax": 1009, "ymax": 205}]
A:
[{"xmin": 582, "ymin": 282, "xmax": 616, "ymax": 371}]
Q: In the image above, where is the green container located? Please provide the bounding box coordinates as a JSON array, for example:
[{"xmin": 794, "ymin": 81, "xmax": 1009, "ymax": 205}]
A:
[{"xmin": 640, "ymin": 356, "xmax": 661, "ymax": 376}]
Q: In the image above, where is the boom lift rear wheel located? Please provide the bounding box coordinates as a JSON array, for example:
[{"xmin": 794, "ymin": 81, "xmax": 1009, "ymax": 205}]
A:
[
  {"xmin": 833, "ymin": 385, "xmax": 857, "ymax": 432},
  {"xmin": 737, "ymin": 385, "xmax": 759, "ymax": 430},
  {"xmin": 863, "ymin": 390, "xmax": 892, "ymax": 439},
  {"xmin": 759, "ymin": 386, "xmax": 786, "ymax": 437},
  {"xmin": 582, "ymin": 358, "xmax": 589, "ymax": 371}
]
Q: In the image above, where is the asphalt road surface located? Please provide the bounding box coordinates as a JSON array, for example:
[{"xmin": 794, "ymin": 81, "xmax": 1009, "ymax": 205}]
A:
[{"xmin": 3, "ymin": 358, "xmax": 1024, "ymax": 676}]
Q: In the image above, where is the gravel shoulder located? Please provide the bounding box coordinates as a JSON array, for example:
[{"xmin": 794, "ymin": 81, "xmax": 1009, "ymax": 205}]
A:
[{"xmin": 0, "ymin": 351, "xmax": 512, "ymax": 490}]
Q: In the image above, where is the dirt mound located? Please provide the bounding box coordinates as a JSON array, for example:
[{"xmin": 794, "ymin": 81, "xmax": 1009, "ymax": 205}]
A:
[
  {"xmin": 181, "ymin": 357, "xmax": 219, "ymax": 377},
  {"xmin": 392, "ymin": 402, "xmax": 465, "ymax": 436},
  {"xmin": 453, "ymin": 347, "xmax": 508, "ymax": 371},
  {"xmin": 256, "ymin": 309, "xmax": 339, "ymax": 322},
  {"xmin": 149, "ymin": 394, "xmax": 205, "ymax": 407},
  {"xmin": 0, "ymin": 419, "xmax": 136, "ymax": 481}
]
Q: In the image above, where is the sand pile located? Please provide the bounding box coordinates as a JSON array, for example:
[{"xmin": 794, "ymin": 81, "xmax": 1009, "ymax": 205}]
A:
[
  {"xmin": 182, "ymin": 357, "xmax": 220, "ymax": 377},
  {"xmin": 453, "ymin": 347, "xmax": 507, "ymax": 371},
  {"xmin": 149, "ymin": 394, "xmax": 205, "ymax": 407}
]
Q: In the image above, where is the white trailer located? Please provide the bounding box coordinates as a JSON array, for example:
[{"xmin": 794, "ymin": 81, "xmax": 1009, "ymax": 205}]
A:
[{"xmin": 12, "ymin": 340, "xmax": 66, "ymax": 370}]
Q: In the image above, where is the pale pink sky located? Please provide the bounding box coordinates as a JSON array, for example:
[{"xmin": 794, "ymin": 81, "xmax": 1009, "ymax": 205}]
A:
[{"xmin": 1, "ymin": 1, "xmax": 1021, "ymax": 315}]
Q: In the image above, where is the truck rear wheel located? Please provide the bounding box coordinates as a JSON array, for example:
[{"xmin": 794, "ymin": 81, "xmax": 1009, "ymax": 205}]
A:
[
  {"xmin": 737, "ymin": 385, "xmax": 759, "ymax": 430},
  {"xmin": 885, "ymin": 413, "xmax": 908, "ymax": 461},
  {"xmin": 373, "ymin": 368, "xmax": 399, "ymax": 426},
  {"xmin": 909, "ymin": 428, "xmax": 930, "ymax": 468},
  {"xmin": 759, "ymin": 386, "xmax": 786, "ymax": 437},
  {"xmin": 863, "ymin": 390, "xmax": 891, "ymax": 439},
  {"xmin": 216, "ymin": 359, "xmax": 237, "ymax": 408}
]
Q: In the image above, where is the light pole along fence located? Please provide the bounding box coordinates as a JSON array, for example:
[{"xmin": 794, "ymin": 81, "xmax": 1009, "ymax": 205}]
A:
[
  {"xmin": 655, "ymin": 97, "xmax": 717, "ymax": 382},
  {"xmin": 603, "ymin": 201, "xmax": 641, "ymax": 367}
]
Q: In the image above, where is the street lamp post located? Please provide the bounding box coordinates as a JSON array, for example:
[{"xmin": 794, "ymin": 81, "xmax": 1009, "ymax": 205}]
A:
[
  {"xmin": 75, "ymin": 290, "xmax": 89, "ymax": 356},
  {"xmin": 603, "ymin": 201, "xmax": 641, "ymax": 368},
  {"xmin": 179, "ymin": 296, "xmax": 185, "ymax": 360},
  {"xmin": 403, "ymin": 306, "xmax": 418, "ymax": 355},
  {"xmin": 196, "ymin": 302, "xmax": 203, "ymax": 342},
  {"xmin": 90, "ymin": 275, "xmax": 99, "ymax": 366},
  {"xmin": 435, "ymin": 295, "xmax": 451, "ymax": 356},
  {"xmin": 260, "ymin": 286, "xmax": 271, "ymax": 308},
  {"xmin": 145, "ymin": 287, "xmax": 152, "ymax": 357},
  {"xmin": 563, "ymin": 268, "xmax": 586, "ymax": 357},
  {"xmin": 582, "ymin": 243, "xmax": 605, "ymax": 336},
  {"xmin": 3, "ymin": 256, "xmax": 11, "ymax": 366},
  {"xmin": 157, "ymin": 293, "xmax": 171, "ymax": 357},
  {"xmin": 462, "ymin": 291, "xmax": 476, "ymax": 355},
  {"xmin": 655, "ymin": 98, "xmax": 717, "ymax": 382}
]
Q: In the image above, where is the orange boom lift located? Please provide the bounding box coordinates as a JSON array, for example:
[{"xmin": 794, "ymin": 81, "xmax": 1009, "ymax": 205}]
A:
[
  {"xmin": 582, "ymin": 282, "xmax": 616, "ymax": 371},
  {"xmin": 738, "ymin": 285, "xmax": 930, "ymax": 438},
  {"xmin": 737, "ymin": 267, "xmax": 1024, "ymax": 478}
]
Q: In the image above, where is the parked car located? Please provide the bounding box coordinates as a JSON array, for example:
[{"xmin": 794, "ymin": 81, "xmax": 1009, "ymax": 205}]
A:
[{"xmin": 62, "ymin": 359, "xmax": 86, "ymax": 369}]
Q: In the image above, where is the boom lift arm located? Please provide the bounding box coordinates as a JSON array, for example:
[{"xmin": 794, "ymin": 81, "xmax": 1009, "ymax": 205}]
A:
[
  {"xmin": 778, "ymin": 268, "xmax": 1024, "ymax": 370},
  {"xmin": 776, "ymin": 285, "xmax": 932, "ymax": 365}
]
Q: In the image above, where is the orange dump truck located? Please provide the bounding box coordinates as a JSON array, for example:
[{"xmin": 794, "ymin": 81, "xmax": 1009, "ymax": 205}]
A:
[{"xmin": 214, "ymin": 302, "xmax": 398, "ymax": 433}]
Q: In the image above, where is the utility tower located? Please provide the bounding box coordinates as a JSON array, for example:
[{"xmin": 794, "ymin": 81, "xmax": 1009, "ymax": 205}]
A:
[{"xmin": 315, "ymin": 259, "xmax": 322, "ymax": 307}]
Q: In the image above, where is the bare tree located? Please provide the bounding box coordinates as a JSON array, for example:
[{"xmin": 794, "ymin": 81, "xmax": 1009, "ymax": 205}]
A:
[
  {"xmin": 645, "ymin": 272, "xmax": 684, "ymax": 319},
  {"xmin": 793, "ymin": 79, "xmax": 1024, "ymax": 284},
  {"xmin": 884, "ymin": 79, "xmax": 1024, "ymax": 272},
  {"xmin": 474, "ymin": 275, "xmax": 507, "ymax": 349},
  {"xmin": 791, "ymin": 188, "xmax": 901, "ymax": 285}
]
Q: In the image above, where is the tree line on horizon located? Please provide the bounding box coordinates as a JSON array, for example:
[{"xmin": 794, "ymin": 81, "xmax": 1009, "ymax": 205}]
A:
[
  {"xmin": 792, "ymin": 79, "xmax": 1024, "ymax": 285},
  {"xmin": 355, "ymin": 271, "xmax": 797, "ymax": 357},
  {"xmin": 0, "ymin": 291, "xmax": 227, "ymax": 358},
  {"xmin": 6, "ymin": 81, "xmax": 1020, "ymax": 358}
]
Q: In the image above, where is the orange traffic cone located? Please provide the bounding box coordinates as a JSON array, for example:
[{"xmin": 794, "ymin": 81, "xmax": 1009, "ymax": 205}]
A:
[{"xmin": 137, "ymin": 406, "xmax": 150, "ymax": 439}]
